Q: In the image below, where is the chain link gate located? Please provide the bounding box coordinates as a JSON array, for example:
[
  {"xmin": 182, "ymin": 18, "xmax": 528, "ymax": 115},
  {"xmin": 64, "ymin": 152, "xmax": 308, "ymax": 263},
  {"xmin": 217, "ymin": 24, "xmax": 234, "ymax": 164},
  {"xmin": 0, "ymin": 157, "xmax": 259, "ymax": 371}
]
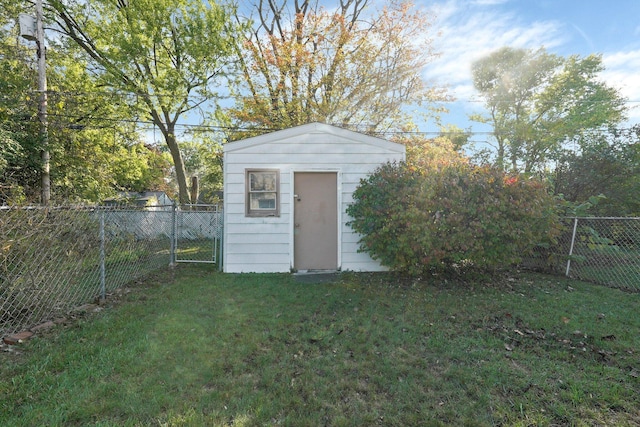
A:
[{"xmin": 171, "ymin": 204, "xmax": 223, "ymax": 267}]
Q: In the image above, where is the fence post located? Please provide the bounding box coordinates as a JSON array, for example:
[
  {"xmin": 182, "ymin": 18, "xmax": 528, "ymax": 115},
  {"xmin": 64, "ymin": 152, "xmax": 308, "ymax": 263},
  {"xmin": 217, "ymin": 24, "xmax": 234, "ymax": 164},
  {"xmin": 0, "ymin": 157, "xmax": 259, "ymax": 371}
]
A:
[
  {"xmin": 565, "ymin": 217, "xmax": 579, "ymax": 277},
  {"xmin": 218, "ymin": 207, "xmax": 223, "ymax": 272},
  {"xmin": 170, "ymin": 202, "xmax": 177, "ymax": 267},
  {"xmin": 99, "ymin": 209, "xmax": 106, "ymax": 302}
]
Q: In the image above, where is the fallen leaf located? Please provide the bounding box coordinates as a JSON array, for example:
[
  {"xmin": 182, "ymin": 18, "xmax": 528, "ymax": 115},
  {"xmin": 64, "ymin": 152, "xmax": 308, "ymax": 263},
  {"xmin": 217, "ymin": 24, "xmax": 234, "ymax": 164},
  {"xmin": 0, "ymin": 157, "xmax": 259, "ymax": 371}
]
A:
[{"xmin": 561, "ymin": 317, "xmax": 570, "ymax": 324}]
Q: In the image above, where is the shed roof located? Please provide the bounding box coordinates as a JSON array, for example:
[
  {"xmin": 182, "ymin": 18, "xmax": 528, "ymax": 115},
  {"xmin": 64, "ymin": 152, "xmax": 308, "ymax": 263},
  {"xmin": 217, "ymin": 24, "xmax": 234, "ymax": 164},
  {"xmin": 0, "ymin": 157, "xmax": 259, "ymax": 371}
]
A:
[{"xmin": 223, "ymin": 122, "xmax": 405, "ymax": 154}]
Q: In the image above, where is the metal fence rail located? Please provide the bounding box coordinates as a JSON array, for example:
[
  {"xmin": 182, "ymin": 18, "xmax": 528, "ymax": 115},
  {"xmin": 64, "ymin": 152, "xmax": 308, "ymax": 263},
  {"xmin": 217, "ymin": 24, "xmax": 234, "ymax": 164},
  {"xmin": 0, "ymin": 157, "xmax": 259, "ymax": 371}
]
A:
[
  {"xmin": 527, "ymin": 217, "xmax": 640, "ymax": 291},
  {"xmin": 0, "ymin": 204, "xmax": 222, "ymax": 338}
]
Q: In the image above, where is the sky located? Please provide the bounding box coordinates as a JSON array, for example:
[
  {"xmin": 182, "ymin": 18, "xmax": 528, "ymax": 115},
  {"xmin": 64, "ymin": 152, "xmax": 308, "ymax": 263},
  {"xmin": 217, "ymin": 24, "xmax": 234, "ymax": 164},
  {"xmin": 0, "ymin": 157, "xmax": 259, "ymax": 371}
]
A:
[
  {"xmin": 160, "ymin": 0, "xmax": 640, "ymax": 146},
  {"xmin": 418, "ymin": 0, "xmax": 640, "ymax": 141}
]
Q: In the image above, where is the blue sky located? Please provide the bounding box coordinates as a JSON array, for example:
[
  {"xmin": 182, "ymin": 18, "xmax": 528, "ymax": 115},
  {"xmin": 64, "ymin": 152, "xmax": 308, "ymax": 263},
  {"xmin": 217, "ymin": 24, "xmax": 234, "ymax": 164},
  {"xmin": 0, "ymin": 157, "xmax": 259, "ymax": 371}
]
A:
[
  {"xmin": 169, "ymin": 0, "xmax": 639, "ymax": 145},
  {"xmin": 419, "ymin": 0, "xmax": 640, "ymax": 138}
]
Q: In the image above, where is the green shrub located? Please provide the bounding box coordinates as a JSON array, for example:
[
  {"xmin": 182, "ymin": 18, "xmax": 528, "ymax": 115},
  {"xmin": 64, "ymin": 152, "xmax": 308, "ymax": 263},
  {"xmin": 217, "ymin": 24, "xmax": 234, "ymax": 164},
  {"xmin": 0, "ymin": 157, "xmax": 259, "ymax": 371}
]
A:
[{"xmin": 347, "ymin": 162, "xmax": 560, "ymax": 276}]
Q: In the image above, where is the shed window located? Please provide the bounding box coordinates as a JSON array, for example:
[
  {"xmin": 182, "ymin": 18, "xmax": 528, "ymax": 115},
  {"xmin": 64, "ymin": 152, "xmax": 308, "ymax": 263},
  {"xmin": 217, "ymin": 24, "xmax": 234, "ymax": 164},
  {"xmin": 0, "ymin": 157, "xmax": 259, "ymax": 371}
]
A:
[{"xmin": 246, "ymin": 169, "xmax": 279, "ymax": 217}]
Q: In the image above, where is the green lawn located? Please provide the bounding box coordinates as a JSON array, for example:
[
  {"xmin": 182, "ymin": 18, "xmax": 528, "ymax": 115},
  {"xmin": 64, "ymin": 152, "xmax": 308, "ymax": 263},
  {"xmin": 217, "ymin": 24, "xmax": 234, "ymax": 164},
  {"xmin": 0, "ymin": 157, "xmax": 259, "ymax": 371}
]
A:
[{"xmin": 1, "ymin": 266, "xmax": 639, "ymax": 426}]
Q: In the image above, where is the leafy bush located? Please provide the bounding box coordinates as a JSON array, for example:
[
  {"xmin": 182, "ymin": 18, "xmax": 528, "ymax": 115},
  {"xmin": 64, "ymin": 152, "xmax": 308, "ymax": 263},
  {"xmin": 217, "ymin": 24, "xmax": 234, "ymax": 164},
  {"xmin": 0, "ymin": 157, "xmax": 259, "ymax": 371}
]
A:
[{"xmin": 347, "ymin": 161, "xmax": 560, "ymax": 276}]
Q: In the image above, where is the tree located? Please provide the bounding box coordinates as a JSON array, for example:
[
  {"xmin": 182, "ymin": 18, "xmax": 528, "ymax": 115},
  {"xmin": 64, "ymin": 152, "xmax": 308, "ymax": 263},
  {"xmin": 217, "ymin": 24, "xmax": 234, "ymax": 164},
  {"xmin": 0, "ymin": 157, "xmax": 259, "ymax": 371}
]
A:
[
  {"xmin": 176, "ymin": 137, "xmax": 224, "ymax": 203},
  {"xmin": 229, "ymin": 0, "xmax": 448, "ymax": 137},
  {"xmin": 471, "ymin": 47, "xmax": 626, "ymax": 173},
  {"xmin": 0, "ymin": 2, "xmax": 173, "ymax": 203},
  {"xmin": 0, "ymin": 3, "xmax": 47, "ymax": 203},
  {"xmin": 50, "ymin": 47, "xmax": 176, "ymax": 201},
  {"xmin": 553, "ymin": 125, "xmax": 640, "ymax": 216},
  {"xmin": 438, "ymin": 124, "xmax": 471, "ymax": 153},
  {"xmin": 392, "ymin": 132, "xmax": 467, "ymax": 172},
  {"xmin": 47, "ymin": 0, "xmax": 239, "ymax": 203},
  {"xmin": 0, "ymin": 128, "xmax": 25, "ymax": 202}
]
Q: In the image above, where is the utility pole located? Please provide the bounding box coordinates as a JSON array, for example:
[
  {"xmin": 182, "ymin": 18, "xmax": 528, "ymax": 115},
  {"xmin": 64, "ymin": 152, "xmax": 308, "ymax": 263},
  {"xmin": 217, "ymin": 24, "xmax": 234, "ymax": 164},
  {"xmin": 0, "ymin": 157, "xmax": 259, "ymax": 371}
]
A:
[
  {"xmin": 21, "ymin": 1, "xmax": 50, "ymax": 204},
  {"xmin": 36, "ymin": 0, "xmax": 50, "ymax": 205}
]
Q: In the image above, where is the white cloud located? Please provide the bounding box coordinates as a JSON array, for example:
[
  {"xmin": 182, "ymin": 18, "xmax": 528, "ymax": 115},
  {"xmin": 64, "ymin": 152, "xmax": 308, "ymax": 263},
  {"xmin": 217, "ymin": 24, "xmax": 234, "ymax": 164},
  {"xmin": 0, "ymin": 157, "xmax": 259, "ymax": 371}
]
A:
[
  {"xmin": 416, "ymin": 0, "xmax": 640, "ymax": 128},
  {"xmin": 424, "ymin": 0, "xmax": 566, "ymax": 108},
  {"xmin": 601, "ymin": 50, "xmax": 640, "ymax": 123}
]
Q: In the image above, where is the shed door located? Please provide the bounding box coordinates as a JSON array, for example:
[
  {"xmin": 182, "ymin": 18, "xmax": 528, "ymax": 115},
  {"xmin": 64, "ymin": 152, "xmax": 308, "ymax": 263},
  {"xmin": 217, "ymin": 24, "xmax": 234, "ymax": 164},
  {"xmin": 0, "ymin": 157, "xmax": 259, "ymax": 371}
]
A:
[{"xmin": 294, "ymin": 172, "xmax": 338, "ymax": 271}]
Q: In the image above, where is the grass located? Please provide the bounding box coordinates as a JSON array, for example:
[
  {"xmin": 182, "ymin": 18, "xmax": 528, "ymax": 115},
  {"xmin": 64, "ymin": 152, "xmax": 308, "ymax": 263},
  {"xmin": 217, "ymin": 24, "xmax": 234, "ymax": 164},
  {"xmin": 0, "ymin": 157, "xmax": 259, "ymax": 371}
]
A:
[
  {"xmin": 569, "ymin": 245, "xmax": 640, "ymax": 291},
  {"xmin": 574, "ymin": 263, "xmax": 640, "ymax": 291},
  {"xmin": 1, "ymin": 266, "xmax": 639, "ymax": 426}
]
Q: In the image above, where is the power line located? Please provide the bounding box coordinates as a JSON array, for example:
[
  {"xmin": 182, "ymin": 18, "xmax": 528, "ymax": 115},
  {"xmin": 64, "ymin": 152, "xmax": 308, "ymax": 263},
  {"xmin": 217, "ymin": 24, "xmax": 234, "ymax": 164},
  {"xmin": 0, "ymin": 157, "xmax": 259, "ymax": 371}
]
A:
[
  {"xmin": 5, "ymin": 90, "xmax": 640, "ymax": 104},
  {"xmin": 5, "ymin": 89, "xmax": 640, "ymax": 104},
  {"xmin": 7, "ymin": 88, "xmax": 639, "ymax": 136},
  {"xmin": 40, "ymin": 111, "xmax": 639, "ymax": 138}
]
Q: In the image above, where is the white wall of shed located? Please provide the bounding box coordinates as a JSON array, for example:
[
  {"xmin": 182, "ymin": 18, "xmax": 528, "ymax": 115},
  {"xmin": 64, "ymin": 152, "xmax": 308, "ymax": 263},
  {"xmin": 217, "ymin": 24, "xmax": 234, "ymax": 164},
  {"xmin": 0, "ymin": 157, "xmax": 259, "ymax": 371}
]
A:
[{"xmin": 223, "ymin": 126, "xmax": 404, "ymax": 273}]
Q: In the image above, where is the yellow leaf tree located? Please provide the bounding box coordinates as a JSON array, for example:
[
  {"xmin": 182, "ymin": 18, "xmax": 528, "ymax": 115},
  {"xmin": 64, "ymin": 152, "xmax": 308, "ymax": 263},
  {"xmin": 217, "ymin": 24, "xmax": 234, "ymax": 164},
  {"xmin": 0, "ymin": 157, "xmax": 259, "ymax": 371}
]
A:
[{"xmin": 230, "ymin": 0, "xmax": 449, "ymax": 138}]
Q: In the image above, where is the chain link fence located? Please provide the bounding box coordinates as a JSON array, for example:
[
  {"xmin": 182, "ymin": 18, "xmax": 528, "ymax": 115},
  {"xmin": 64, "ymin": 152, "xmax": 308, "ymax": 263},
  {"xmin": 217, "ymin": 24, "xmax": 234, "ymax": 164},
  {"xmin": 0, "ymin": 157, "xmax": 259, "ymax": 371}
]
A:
[
  {"xmin": 3, "ymin": 207, "xmax": 636, "ymax": 339},
  {"xmin": 174, "ymin": 204, "xmax": 223, "ymax": 264},
  {"xmin": 526, "ymin": 217, "xmax": 640, "ymax": 291},
  {"xmin": 0, "ymin": 204, "xmax": 222, "ymax": 338}
]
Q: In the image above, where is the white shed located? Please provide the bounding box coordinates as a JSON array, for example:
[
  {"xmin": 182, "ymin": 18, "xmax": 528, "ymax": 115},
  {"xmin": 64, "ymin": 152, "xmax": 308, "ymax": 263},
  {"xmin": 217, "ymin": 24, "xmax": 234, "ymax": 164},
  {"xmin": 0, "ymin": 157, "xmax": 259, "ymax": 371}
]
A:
[{"xmin": 222, "ymin": 122, "xmax": 405, "ymax": 273}]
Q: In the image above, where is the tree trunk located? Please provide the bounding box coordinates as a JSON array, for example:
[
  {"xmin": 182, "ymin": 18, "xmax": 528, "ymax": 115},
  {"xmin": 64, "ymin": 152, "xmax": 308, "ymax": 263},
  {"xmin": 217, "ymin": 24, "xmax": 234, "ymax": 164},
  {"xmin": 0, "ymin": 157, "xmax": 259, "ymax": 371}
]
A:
[
  {"xmin": 190, "ymin": 176, "xmax": 199, "ymax": 204},
  {"xmin": 495, "ymin": 135, "xmax": 506, "ymax": 171},
  {"xmin": 164, "ymin": 126, "xmax": 190, "ymax": 204}
]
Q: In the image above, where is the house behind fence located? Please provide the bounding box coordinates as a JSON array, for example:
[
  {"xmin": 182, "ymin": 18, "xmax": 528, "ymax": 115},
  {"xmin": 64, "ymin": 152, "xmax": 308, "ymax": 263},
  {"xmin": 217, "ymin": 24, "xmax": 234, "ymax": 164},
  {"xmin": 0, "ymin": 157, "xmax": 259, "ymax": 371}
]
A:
[{"xmin": 0, "ymin": 205, "xmax": 222, "ymax": 339}]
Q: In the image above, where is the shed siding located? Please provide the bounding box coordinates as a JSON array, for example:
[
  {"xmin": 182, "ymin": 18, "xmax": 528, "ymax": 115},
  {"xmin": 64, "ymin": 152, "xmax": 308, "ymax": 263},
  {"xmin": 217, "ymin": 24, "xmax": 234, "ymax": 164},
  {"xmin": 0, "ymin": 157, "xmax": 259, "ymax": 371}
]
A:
[{"xmin": 223, "ymin": 123, "xmax": 404, "ymax": 273}]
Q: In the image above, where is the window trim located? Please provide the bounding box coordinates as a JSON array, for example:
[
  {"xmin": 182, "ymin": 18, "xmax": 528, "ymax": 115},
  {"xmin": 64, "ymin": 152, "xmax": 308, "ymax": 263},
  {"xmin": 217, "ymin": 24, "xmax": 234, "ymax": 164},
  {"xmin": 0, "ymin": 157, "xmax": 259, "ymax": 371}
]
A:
[{"xmin": 245, "ymin": 169, "xmax": 280, "ymax": 217}]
